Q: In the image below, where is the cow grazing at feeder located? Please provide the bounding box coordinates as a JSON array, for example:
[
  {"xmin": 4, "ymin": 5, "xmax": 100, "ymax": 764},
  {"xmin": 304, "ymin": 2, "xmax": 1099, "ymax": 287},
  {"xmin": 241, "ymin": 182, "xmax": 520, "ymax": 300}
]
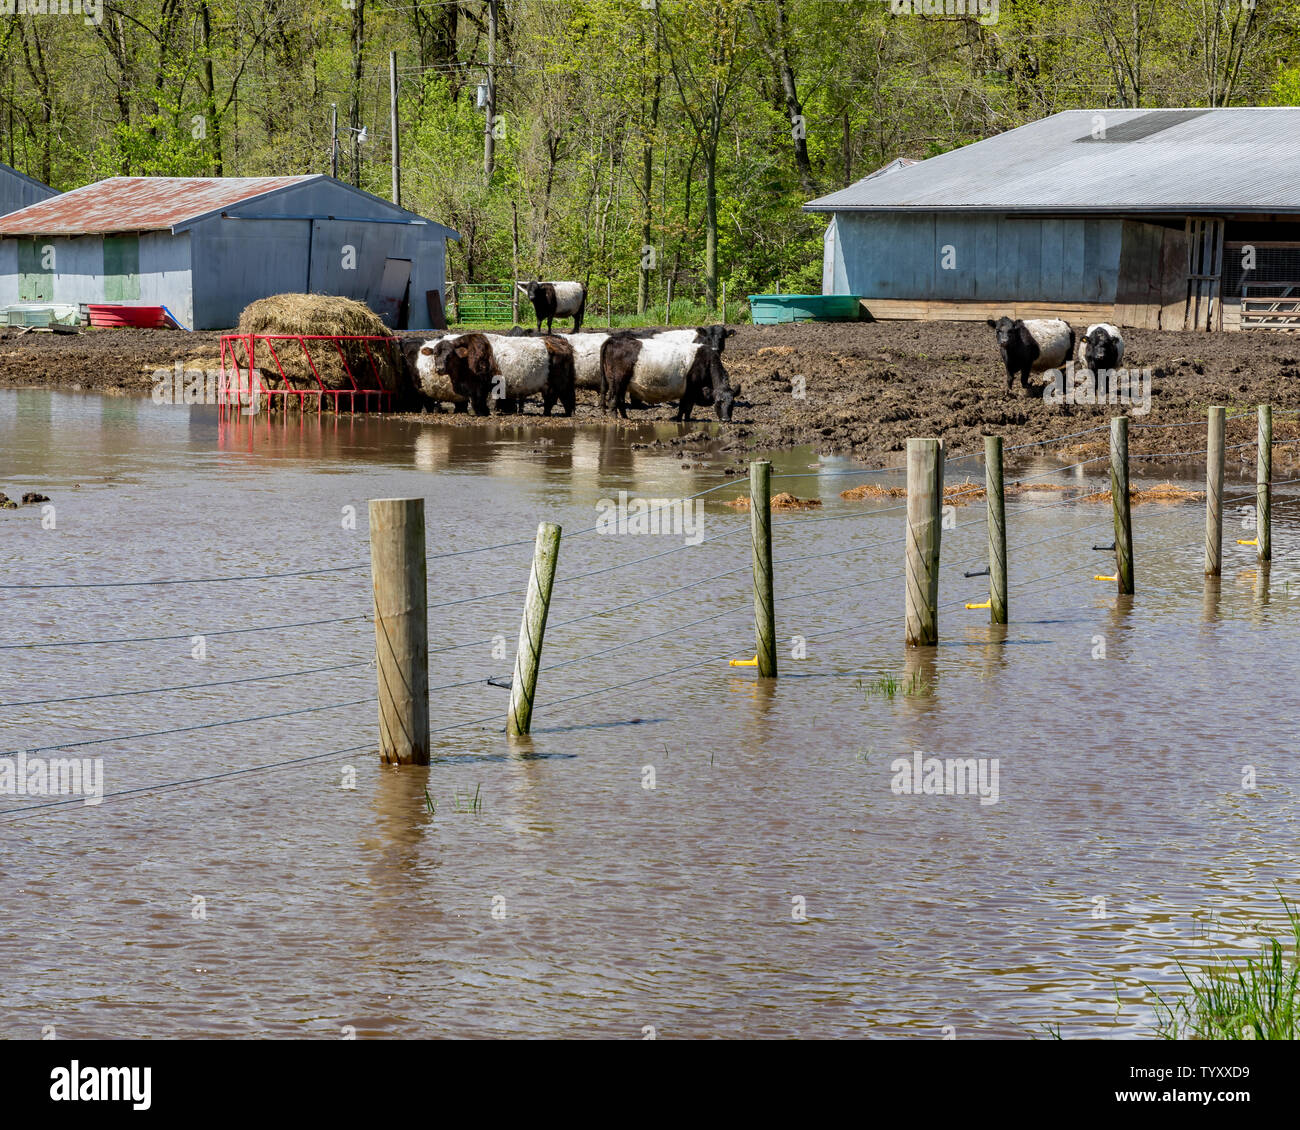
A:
[
  {"xmin": 1076, "ymin": 323, "xmax": 1125, "ymax": 397},
  {"xmin": 987, "ymin": 317, "xmax": 1075, "ymax": 395},
  {"xmin": 599, "ymin": 334, "xmax": 735, "ymax": 421},
  {"xmin": 521, "ymin": 280, "xmax": 587, "ymax": 334},
  {"xmin": 426, "ymin": 333, "xmax": 575, "ymax": 417}
]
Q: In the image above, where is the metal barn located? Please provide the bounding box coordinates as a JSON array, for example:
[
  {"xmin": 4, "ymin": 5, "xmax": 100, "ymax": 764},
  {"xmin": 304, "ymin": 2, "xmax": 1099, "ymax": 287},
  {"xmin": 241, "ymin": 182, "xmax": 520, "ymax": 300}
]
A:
[
  {"xmin": 0, "ymin": 161, "xmax": 57, "ymax": 217},
  {"xmin": 0, "ymin": 175, "xmax": 458, "ymax": 330},
  {"xmin": 807, "ymin": 108, "xmax": 1300, "ymax": 331}
]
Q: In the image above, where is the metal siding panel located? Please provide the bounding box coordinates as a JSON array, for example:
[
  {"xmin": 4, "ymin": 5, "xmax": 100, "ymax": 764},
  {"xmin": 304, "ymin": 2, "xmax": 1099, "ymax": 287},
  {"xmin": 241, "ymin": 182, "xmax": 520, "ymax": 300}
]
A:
[
  {"xmin": 934, "ymin": 215, "xmax": 967, "ymax": 299},
  {"xmin": 191, "ymin": 217, "xmax": 310, "ymax": 330},
  {"xmin": 1040, "ymin": 219, "xmax": 1065, "ymax": 301}
]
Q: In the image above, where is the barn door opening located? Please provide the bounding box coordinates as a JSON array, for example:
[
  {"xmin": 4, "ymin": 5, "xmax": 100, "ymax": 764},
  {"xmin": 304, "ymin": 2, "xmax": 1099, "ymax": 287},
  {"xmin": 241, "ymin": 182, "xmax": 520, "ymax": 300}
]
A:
[
  {"xmin": 1184, "ymin": 218, "xmax": 1224, "ymax": 331},
  {"xmin": 377, "ymin": 257, "xmax": 413, "ymax": 329}
]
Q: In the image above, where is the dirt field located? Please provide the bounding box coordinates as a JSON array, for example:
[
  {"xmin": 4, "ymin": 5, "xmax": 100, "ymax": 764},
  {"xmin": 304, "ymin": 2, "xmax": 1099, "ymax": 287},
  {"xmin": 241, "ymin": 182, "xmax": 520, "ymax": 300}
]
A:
[{"xmin": 3, "ymin": 320, "xmax": 1298, "ymax": 472}]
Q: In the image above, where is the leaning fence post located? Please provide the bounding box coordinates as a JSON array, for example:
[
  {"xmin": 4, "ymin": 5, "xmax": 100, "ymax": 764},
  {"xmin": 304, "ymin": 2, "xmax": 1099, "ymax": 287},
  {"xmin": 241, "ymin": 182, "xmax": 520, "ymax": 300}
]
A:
[
  {"xmin": 1205, "ymin": 405, "xmax": 1225, "ymax": 576},
  {"xmin": 750, "ymin": 460, "xmax": 777, "ymax": 677},
  {"xmin": 985, "ymin": 435, "xmax": 1007, "ymax": 624},
  {"xmin": 1258, "ymin": 405, "xmax": 1272, "ymax": 563},
  {"xmin": 905, "ymin": 437, "xmax": 943, "ymax": 646},
  {"xmin": 507, "ymin": 522, "xmax": 562, "ymax": 737},
  {"xmin": 1111, "ymin": 416, "xmax": 1134, "ymax": 594},
  {"xmin": 369, "ymin": 498, "xmax": 430, "ymax": 765}
]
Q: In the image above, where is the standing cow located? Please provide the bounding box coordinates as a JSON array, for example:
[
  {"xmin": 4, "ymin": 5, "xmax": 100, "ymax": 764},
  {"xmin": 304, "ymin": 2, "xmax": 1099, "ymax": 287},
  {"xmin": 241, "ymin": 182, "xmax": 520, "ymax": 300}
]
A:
[
  {"xmin": 522, "ymin": 281, "xmax": 587, "ymax": 334},
  {"xmin": 1076, "ymin": 323, "xmax": 1125, "ymax": 398},
  {"xmin": 987, "ymin": 317, "xmax": 1076, "ymax": 395},
  {"xmin": 427, "ymin": 333, "xmax": 575, "ymax": 417},
  {"xmin": 600, "ymin": 335, "xmax": 735, "ymax": 422}
]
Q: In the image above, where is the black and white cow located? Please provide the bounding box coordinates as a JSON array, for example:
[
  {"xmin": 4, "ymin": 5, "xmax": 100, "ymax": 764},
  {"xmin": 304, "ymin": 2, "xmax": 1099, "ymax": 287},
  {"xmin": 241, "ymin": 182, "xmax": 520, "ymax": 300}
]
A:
[
  {"xmin": 521, "ymin": 281, "xmax": 586, "ymax": 334},
  {"xmin": 987, "ymin": 317, "xmax": 1076, "ymax": 395},
  {"xmin": 425, "ymin": 333, "xmax": 576, "ymax": 417},
  {"xmin": 599, "ymin": 334, "xmax": 735, "ymax": 421},
  {"xmin": 1076, "ymin": 323, "xmax": 1125, "ymax": 398}
]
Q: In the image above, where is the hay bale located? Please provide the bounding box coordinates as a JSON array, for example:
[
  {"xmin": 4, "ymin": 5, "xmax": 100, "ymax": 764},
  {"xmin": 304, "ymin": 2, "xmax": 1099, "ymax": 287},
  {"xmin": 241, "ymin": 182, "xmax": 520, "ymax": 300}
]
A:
[{"xmin": 233, "ymin": 294, "xmax": 403, "ymax": 404}]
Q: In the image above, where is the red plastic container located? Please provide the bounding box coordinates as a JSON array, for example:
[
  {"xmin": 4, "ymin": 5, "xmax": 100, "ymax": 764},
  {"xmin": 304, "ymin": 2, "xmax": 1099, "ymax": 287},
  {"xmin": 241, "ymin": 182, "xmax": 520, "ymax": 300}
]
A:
[{"xmin": 87, "ymin": 304, "xmax": 170, "ymax": 328}]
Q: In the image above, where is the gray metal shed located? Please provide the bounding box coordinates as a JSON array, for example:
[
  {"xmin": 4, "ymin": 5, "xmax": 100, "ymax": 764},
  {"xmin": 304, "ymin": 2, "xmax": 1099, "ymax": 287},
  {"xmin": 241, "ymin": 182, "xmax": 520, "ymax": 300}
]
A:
[
  {"xmin": 0, "ymin": 175, "xmax": 459, "ymax": 330},
  {"xmin": 0, "ymin": 161, "xmax": 57, "ymax": 217},
  {"xmin": 806, "ymin": 108, "xmax": 1300, "ymax": 331}
]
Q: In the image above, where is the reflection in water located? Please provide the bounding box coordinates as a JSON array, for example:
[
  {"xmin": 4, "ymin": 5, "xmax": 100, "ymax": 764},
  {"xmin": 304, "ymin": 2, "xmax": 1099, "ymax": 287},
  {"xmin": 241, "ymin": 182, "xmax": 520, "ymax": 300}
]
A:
[{"xmin": 1, "ymin": 388, "xmax": 1298, "ymax": 1038}]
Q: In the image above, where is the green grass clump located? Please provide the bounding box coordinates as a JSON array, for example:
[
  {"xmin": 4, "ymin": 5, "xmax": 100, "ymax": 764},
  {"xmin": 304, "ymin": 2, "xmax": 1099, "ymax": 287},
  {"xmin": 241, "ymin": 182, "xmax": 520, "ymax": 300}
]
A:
[
  {"xmin": 1153, "ymin": 896, "xmax": 1300, "ymax": 1040},
  {"xmin": 858, "ymin": 670, "xmax": 933, "ymax": 699}
]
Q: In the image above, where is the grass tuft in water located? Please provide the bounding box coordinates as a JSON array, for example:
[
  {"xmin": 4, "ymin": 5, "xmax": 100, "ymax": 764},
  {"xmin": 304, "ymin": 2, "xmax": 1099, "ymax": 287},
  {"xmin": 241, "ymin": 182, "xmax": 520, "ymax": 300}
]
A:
[
  {"xmin": 1152, "ymin": 895, "xmax": 1300, "ymax": 1040},
  {"xmin": 858, "ymin": 671, "xmax": 933, "ymax": 699},
  {"xmin": 450, "ymin": 783, "xmax": 483, "ymax": 815}
]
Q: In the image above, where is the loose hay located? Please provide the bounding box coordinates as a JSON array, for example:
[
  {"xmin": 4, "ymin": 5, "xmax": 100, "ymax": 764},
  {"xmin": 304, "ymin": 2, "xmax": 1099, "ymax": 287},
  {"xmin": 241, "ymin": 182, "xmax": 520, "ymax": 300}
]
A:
[
  {"xmin": 840, "ymin": 482, "xmax": 907, "ymax": 501},
  {"xmin": 839, "ymin": 476, "xmax": 984, "ymax": 505},
  {"xmin": 232, "ymin": 294, "xmax": 403, "ymax": 406},
  {"xmin": 1089, "ymin": 482, "xmax": 1205, "ymax": 504},
  {"xmin": 727, "ymin": 491, "xmax": 822, "ymax": 511}
]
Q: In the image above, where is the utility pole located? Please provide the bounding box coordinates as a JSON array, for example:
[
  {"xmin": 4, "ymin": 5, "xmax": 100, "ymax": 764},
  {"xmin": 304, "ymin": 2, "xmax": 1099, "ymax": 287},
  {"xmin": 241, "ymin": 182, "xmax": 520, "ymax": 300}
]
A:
[
  {"xmin": 330, "ymin": 103, "xmax": 339, "ymax": 179},
  {"xmin": 389, "ymin": 51, "xmax": 401, "ymax": 206},
  {"xmin": 484, "ymin": 0, "xmax": 497, "ymax": 186}
]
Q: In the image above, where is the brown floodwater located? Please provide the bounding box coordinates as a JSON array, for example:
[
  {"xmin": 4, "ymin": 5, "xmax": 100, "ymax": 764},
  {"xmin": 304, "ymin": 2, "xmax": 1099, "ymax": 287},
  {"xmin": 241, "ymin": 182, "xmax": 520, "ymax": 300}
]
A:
[{"xmin": 1, "ymin": 389, "xmax": 1298, "ymax": 1039}]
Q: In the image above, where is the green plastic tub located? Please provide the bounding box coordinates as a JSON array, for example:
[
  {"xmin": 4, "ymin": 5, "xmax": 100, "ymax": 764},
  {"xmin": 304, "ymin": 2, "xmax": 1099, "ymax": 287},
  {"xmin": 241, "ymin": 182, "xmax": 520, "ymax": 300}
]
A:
[{"xmin": 747, "ymin": 294, "xmax": 862, "ymax": 324}]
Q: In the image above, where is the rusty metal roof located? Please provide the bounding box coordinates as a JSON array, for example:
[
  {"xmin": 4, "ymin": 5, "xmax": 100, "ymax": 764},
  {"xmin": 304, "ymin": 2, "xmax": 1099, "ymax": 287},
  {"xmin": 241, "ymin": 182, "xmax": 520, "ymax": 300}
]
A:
[
  {"xmin": 0, "ymin": 175, "xmax": 320, "ymax": 235},
  {"xmin": 806, "ymin": 108, "xmax": 1300, "ymax": 214}
]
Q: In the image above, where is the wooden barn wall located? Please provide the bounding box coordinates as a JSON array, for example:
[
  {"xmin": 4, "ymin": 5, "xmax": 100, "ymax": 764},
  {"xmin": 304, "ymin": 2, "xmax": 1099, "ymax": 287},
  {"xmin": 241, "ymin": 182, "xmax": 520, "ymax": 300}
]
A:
[{"xmin": 831, "ymin": 212, "xmax": 1124, "ymax": 305}]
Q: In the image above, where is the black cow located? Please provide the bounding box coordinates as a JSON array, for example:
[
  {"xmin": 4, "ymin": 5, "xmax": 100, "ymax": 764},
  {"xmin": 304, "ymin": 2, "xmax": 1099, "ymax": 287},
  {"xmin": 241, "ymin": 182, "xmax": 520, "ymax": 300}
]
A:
[
  {"xmin": 987, "ymin": 316, "xmax": 1075, "ymax": 395},
  {"xmin": 600, "ymin": 334, "xmax": 735, "ymax": 422},
  {"xmin": 522, "ymin": 280, "xmax": 586, "ymax": 334}
]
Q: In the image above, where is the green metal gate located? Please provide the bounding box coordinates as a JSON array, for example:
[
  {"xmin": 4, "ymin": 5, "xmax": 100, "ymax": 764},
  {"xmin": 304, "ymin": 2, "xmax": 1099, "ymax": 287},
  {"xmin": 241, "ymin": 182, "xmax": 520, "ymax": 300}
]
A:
[{"xmin": 454, "ymin": 283, "xmax": 514, "ymax": 325}]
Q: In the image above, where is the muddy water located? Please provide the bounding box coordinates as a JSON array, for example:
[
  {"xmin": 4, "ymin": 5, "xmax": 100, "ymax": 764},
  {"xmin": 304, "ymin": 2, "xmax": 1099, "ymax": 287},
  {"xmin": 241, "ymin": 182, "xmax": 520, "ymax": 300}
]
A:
[{"xmin": 1, "ymin": 388, "xmax": 1298, "ymax": 1039}]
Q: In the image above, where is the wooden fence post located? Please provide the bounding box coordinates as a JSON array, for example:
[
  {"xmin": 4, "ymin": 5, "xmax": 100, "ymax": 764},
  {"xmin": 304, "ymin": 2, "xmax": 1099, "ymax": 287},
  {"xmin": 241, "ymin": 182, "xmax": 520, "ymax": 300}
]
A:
[
  {"xmin": 985, "ymin": 435, "xmax": 1007, "ymax": 624},
  {"xmin": 905, "ymin": 438, "xmax": 943, "ymax": 646},
  {"xmin": 1205, "ymin": 405, "xmax": 1225, "ymax": 576},
  {"xmin": 1258, "ymin": 404, "xmax": 1272, "ymax": 563},
  {"xmin": 750, "ymin": 460, "xmax": 777, "ymax": 677},
  {"xmin": 507, "ymin": 522, "xmax": 562, "ymax": 737},
  {"xmin": 1111, "ymin": 416, "xmax": 1134, "ymax": 594},
  {"xmin": 369, "ymin": 498, "xmax": 430, "ymax": 765}
]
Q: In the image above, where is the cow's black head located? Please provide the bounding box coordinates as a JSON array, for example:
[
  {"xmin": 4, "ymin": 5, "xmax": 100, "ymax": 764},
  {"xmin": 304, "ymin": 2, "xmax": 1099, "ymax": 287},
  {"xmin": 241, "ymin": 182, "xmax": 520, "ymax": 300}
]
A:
[
  {"xmin": 987, "ymin": 316, "xmax": 1019, "ymax": 349},
  {"xmin": 431, "ymin": 337, "xmax": 459, "ymax": 373},
  {"xmin": 696, "ymin": 324, "xmax": 736, "ymax": 353}
]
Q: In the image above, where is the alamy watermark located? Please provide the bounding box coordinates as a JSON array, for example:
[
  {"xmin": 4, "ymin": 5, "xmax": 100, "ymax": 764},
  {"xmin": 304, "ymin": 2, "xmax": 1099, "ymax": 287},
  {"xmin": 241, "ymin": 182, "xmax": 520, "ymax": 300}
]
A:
[
  {"xmin": 595, "ymin": 491, "xmax": 705, "ymax": 546},
  {"xmin": 0, "ymin": 751, "xmax": 104, "ymax": 807},
  {"xmin": 891, "ymin": 751, "xmax": 1000, "ymax": 805},
  {"xmin": 887, "ymin": 0, "xmax": 999, "ymax": 26},
  {"xmin": 1, "ymin": 0, "xmax": 103, "ymax": 26},
  {"xmin": 1042, "ymin": 362, "xmax": 1152, "ymax": 416},
  {"xmin": 153, "ymin": 363, "xmax": 263, "ymax": 413}
]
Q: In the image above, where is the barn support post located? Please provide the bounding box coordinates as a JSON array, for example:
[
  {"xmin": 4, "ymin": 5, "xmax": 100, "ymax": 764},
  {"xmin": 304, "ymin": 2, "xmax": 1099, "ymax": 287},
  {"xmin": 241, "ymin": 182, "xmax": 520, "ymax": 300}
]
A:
[
  {"xmin": 1258, "ymin": 405, "xmax": 1272, "ymax": 563},
  {"xmin": 1205, "ymin": 405, "xmax": 1225, "ymax": 576},
  {"xmin": 368, "ymin": 498, "xmax": 430, "ymax": 765},
  {"xmin": 1111, "ymin": 416, "xmax": 1134, "ymax": 595},
  {"xmin": 750, "ymin": 460, "xmax": 777, "ymax": 678},
  {"xmin": 905, "ymin": 437, "xmax": 943, "ymax": 646},
  {"xmin": 985, "ymin": 435, "xmax": 1007, "ymax": 624},
  {"xmin": 507, "ymin": 522, "xmax": 562, "ymax": 737}
]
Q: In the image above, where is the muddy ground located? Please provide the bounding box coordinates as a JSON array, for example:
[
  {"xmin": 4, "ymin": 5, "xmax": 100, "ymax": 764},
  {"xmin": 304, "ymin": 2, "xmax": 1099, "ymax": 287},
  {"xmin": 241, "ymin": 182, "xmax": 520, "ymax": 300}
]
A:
[{"xmin": 3, "ymin": 320, "xmax": 1298, "ymax": 472}]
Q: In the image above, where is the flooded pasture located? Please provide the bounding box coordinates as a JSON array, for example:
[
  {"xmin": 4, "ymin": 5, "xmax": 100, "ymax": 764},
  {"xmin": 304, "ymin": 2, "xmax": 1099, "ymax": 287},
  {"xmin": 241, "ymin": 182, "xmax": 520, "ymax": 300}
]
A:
[{"xmin": 1, "ymin": 389, "xmax": 1298, "ymax": 1039}]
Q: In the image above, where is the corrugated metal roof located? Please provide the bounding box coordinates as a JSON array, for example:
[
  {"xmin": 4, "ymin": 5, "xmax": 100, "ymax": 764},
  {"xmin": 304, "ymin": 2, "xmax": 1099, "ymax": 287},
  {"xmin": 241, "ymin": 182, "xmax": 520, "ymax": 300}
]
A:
[
  {"xmin": 0, "ymin": 175, "xmax": 319, "ymax": 235},
  {"xmin": 806, "ymin": 108, "xmax": 1300, "ymax": 214},
  {"xmin": 0, "ymin": 161, "xmax": 56, "ymax": 195}
]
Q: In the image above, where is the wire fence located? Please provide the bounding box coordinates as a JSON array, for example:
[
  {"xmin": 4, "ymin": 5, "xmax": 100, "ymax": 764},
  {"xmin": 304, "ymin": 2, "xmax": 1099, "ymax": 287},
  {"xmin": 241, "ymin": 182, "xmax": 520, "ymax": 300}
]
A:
[{"xmin": 3, "ymin": 406, "xmax": 1295, "ymax": 822}]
